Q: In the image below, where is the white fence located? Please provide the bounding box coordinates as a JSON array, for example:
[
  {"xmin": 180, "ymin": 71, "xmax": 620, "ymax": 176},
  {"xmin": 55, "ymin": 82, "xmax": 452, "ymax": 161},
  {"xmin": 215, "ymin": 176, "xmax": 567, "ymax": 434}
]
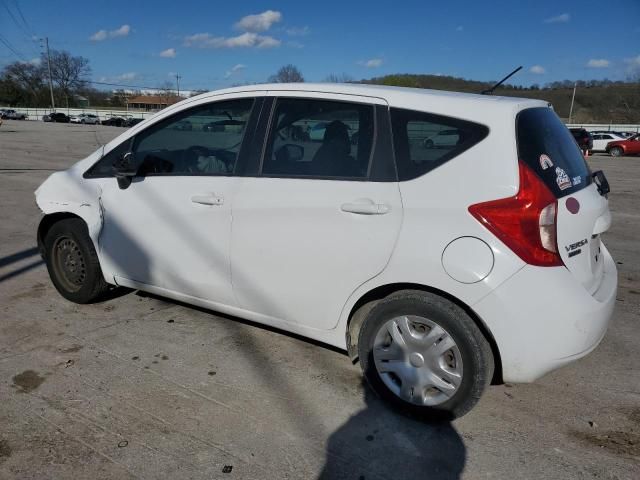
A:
[
  {"xmin": 3, "ymin": 105, "xmax": 640, "ymax": 133},
  {"xmin": 566, "ymin": 124, "xmax": 640, "ymax": 133},
  {"xmin": 0, "ymin": 106, "xmax": 156, "ymax": 122}
]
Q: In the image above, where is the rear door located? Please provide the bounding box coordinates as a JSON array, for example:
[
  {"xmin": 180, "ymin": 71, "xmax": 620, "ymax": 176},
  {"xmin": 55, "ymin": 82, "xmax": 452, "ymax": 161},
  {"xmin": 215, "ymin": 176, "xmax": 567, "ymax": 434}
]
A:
[
  {"xmin": 230, "ymin": 94, "xmax": 402, "ymax": 330},
  {"xmin": 517, "ymin": 107, "xmax": 610, "ymax": 293}
]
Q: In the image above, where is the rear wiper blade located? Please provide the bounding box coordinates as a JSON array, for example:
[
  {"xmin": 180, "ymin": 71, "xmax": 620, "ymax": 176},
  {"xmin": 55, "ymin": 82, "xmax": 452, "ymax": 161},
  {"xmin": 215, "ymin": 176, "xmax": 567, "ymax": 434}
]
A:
[{"xmin": 481, "ymin": 66, "xmax": 523, "ymax": 95}]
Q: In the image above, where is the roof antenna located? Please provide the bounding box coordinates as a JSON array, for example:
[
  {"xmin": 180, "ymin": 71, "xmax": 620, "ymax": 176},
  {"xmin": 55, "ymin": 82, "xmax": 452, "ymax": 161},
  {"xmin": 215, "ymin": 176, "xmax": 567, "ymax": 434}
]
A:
[{"xmin": 481, "ymin": 66, "xmax": 523, "ymax": 95}]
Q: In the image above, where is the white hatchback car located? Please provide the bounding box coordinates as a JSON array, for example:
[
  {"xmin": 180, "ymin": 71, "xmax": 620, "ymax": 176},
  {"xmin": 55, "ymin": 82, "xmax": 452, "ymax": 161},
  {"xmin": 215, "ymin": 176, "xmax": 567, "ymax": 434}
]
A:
[
  {"xmin": 70, "ymin": 113, "xmax": 100, "ymax": 125},
  {"xmin": 35, "ymin": 84, "xmax": 617, "ymax": 419}
]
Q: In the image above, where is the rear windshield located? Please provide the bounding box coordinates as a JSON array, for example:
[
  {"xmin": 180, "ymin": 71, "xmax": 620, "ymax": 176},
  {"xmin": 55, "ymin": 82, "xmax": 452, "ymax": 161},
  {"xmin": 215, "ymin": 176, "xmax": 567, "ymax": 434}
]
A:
[{"xmin": 517, "ymin": 107, "xmax": 591, "ymax": 197}]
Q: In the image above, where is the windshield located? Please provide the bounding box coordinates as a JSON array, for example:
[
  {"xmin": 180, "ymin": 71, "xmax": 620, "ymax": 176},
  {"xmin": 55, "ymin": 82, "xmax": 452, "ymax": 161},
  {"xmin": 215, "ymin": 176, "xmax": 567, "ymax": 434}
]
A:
[{"xmin": 517, "ymin": 107, "xmax": 591, "ymax": 198}]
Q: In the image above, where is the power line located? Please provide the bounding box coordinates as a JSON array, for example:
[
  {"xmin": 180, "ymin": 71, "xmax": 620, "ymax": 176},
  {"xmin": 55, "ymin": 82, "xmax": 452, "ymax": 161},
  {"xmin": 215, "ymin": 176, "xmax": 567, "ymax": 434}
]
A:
[
  {"xmin": 10, "ymin": 0, "xmax": 34, "ymax": 36},
  {"xmin": 86, "ymin": 79, "xmax": 187, "ymax": 92},
  {"xmin": 0, "ymin": 33, "xmax": 27, "ymax": 61},
  {"xmin": 1, "ymin": 0, "xmax": 32, "ymax": 41}
]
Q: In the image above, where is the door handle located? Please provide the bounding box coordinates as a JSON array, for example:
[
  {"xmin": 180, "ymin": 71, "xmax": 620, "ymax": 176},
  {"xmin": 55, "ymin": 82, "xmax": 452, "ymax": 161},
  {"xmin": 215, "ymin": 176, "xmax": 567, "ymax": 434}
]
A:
[
  {"xmin": 191, "ymin": 193, "xmax": 223, "ymax": 206},
  {"xmin": 341, "ymin": 199, "xmax": 390, "ymax": 215}
]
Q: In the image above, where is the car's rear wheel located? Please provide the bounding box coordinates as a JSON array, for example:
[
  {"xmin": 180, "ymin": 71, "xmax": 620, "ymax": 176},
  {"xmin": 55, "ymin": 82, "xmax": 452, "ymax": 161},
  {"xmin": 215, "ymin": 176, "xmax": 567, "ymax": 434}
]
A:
[
  {"xmin": 358, "ymin": 290, "xmax": 493, "ymax": 420},
  {"xmin": 44, "ymin": 218, "xmax": 109, "ymax": 303},
  {"xmin": 610, "ymin": 147, "xmax": 623, "ymax": 157}
]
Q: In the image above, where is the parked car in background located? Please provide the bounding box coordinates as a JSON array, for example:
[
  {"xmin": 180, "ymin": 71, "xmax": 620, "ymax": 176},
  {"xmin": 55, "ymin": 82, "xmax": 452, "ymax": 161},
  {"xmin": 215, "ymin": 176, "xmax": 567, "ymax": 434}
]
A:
[
  {"xmin": 102, "ymin": 114, "xmax": 131, "ymax": 127},
  {"xmin": 606, "ymin": 134, "xmax": 640, "ymax": 157},
  {"xmin": 42, "ymin": 112, "xmax": 70, "ymax": 123},
  {"xmin": 616, "ymin": 131, "xmax": 636, "ymax": 138},
  {"xmin": 423, "ymin": 129, "xmax": 460, "ymax": 148},
  {"xmin": 591, "ymin": 132, "xmax": 625, "ymax": 152},
  {"xmin": 34, "ymin": 83, "xmax": 617, "ymax": 420},
  {"xmin": 1, "ymin": 109, "xmax": 27, "ymax": 120},
  {"xmin": 125, "ymin": 117, "xmax": 144, "ymax": 128},
  {"xmin": 569, "ymin": 128, "xmax": 593, "ymax": 154},
  {"xmin": 70, "ymin": 113, "xmax": 100, "ymax": 124}
]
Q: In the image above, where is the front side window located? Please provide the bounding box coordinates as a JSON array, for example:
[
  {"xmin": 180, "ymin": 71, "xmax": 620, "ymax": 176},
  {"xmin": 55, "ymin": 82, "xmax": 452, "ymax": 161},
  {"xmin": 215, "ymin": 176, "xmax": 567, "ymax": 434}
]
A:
[
  {"xmin": 262, "ymin": 98, "xmax": 374, "ymax": 179},
  {"xmin": 133, "ymin": 98, "xmax": 254, "ymax": 175},
  {"xmin": 390, "ymin": 108, "xmax": 489, "ymax": 181}
]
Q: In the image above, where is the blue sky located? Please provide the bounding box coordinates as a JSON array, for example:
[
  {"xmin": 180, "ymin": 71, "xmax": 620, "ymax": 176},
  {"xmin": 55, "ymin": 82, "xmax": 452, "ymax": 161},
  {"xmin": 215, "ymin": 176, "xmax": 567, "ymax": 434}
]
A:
[{"xmin": 1, "ymin": 0, "xmax": 639, "ymax": 91}]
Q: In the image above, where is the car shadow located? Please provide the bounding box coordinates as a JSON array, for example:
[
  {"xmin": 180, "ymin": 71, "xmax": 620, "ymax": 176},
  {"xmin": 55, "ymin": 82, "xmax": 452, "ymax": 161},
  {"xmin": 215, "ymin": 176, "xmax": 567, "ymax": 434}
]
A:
[{"xmin": 318, "ymin": 379, "xmax": 466, "ymax": 480}]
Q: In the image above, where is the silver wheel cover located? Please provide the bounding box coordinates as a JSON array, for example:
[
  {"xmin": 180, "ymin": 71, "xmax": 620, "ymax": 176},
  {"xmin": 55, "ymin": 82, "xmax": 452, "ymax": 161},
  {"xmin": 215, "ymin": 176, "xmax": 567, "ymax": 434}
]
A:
[{"xmin": 373, "ymin": 315, "xmax": 463, "ymax": 406}]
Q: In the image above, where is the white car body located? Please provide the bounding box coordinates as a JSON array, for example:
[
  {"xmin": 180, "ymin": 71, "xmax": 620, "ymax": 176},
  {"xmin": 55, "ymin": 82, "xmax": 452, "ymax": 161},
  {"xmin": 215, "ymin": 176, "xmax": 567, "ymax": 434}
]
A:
[
  {"xmin": 35, "ymin": 83, "xmax": 617, "ymax": 384},
  {"xmin": 591, "ymin": 132, "xmax": 625, "ymax": 152},
  {"xmin": 70, "ymin": 113, "xmax": 100, "ymax": 124}
]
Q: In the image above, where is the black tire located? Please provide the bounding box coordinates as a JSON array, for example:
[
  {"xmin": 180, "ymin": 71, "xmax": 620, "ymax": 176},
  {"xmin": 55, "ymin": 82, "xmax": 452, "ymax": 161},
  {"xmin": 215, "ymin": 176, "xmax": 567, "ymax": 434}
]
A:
[
  {"xmin": 609, "ymin": 147, "xmax": 623, "ymax": 157},
  {"xmin": 358, "ymin": 290, "xmax": 494, "ymax": 420},
  {"xmin": 44, "ymin": 218, "xmax": 109, "ymax": 304}
]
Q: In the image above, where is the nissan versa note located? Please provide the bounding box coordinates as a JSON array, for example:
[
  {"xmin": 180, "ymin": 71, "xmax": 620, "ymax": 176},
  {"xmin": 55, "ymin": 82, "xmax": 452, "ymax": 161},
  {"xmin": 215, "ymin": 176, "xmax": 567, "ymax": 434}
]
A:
[{"xmin": 35, "ymin": 84, "xmax": 617, "ymax": 419}]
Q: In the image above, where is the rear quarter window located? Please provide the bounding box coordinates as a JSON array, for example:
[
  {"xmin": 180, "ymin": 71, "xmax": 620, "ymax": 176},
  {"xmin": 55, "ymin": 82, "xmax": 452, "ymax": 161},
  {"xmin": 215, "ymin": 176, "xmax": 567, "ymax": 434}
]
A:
[
  {"xmin": 517, "ymin": 108, "xmax": 591, "ymax": 197},
  {"xmin": 390, "ymin": 108, "xmax": 489, "ymax": 181}
]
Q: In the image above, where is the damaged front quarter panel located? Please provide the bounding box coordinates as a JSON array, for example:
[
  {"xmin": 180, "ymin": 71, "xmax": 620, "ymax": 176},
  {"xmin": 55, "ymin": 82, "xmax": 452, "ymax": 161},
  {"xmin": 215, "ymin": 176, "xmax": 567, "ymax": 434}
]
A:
[{"xmin": 35, "ymin": 147, "xmax": 105, "ymax": 249}]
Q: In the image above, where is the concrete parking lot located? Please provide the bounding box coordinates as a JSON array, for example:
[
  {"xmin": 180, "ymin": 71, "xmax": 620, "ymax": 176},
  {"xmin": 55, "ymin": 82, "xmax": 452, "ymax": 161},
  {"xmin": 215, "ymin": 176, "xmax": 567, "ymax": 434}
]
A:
[{"xmin": 0, "ymin": 119, "xmax": 638, "ymax": 479}]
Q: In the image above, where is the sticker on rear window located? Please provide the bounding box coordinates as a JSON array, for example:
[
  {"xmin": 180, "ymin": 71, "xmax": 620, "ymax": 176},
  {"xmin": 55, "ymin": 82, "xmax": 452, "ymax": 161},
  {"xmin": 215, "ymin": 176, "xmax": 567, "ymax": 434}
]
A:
[
  {"xmin": 572, "ymin": 176, "xmax": 582, "ymax": 186},
  {"xmin": 556, "ymin": 167, "xmax": 572, "ymax": 190},
  {"xmin": 539, "ymin": 154, "xmax": 554, "ymax": 170}
]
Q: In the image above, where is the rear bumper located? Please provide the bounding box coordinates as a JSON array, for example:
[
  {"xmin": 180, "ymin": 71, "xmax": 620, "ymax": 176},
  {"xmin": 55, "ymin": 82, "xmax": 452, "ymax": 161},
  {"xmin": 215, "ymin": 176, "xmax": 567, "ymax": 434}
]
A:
[{"xmin": 473, "ymin": 244, "xmax": 617, "ymax": 383}]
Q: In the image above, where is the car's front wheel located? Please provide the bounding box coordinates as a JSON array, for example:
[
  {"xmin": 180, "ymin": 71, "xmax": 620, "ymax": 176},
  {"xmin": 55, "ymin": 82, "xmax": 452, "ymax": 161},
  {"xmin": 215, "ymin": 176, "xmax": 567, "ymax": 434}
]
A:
[
  {"xmin": 358, "ymin": 290, "xmax": 494, "ymax": 420},
  {"xmin": 44, "ymin": 218, "xmax": 110, "ymax": 303}
]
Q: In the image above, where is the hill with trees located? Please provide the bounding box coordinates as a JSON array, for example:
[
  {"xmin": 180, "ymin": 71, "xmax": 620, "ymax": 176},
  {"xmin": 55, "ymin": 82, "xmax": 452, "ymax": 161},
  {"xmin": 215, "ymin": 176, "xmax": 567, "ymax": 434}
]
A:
[{"xmin": 362, "ymin": 74, "xmax": 640, "ymax": 123}]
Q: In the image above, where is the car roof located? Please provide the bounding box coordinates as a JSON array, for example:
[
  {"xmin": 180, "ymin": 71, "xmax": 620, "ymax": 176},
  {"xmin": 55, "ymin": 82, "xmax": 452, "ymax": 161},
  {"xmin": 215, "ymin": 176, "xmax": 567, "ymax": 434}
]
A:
[{"xmin": 183, "ymin": 82, "xmax": 548, "ymax": 120}]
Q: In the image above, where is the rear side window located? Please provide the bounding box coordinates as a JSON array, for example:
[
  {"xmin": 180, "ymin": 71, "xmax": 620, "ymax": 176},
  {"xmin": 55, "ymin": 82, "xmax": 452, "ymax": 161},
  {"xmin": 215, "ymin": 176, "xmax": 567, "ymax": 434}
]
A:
[
  {"xmin": 517, "ymin": 108, "xmax": 591, "ymax": 197},
  {"xmin": 390, "ymin": 108, "xmax": 489, "ymax": 181},
  {"xmin": 262, "ymin": 98, "xmax": 374, "ymax": 179}
]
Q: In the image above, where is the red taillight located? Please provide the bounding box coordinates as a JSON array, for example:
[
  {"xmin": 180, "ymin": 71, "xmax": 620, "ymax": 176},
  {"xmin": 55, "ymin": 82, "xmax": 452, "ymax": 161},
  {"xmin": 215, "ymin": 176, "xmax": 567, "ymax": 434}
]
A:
[{"xmin": 468, "ymin": 162, "xmax": 563, "ymax": 267}]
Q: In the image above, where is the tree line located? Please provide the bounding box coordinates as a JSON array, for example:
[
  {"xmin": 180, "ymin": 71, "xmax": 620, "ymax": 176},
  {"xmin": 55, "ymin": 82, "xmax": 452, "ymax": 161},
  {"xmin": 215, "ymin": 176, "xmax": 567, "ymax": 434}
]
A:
[{"xmin": 2, "ymin": 54, "xmax": 638, "ymax": 122}]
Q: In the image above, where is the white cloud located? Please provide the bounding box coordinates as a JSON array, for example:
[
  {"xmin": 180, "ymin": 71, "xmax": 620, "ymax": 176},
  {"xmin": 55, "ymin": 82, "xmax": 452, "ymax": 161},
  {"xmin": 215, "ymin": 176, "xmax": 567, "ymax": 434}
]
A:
[
  {"xmin": 286, "ymin": 26, "xmax": 310, "ymax": 36},
  {"xmin": 358, "ymin": 58, "xmax": 383, "ymax": 68},
  {"xmin": 455, "ymin": 25, "xmax": 464, "ymax": 32},
  {"xmin": 235, "ymin": 10, "xmax": 282, "ymax": 32},
  {"xmin": 184, "ymin": 32, "xmax": 280, "ymax": 49},
  {"xmin": 160, "ymin": 48, "xmax": 176, "ymax": 58},
  {"xmin": 624, "ymin": 54, "xmax": 640, "ymax": 76},
  {"xmin": 287, "ymin": 40, "xmax": 304, "ymax": 49},
  {"xmin": 116, "ymin": 72, "xmax": 138, "ymax": 81},
  {"xmin": 544, "ymin": 13, "xmax": 570, "ymax": 24},
  {"xmin": 529, "ymin": 65, "xmax": 546, "ymax": 74},
  {"xmin": 19, "ymin": 57, "xmax": 41, "ymax": 66},
  {"xmin": 90, "ymin": 30, "xmax": 108, "ymax": 41},
  {"xmin": 90, "ymin": 24, "xmax": 131, "ymax": 41},
  {"xmin": 111, "ymin": 25, "xmax": 131, "ymax": 37},
  {"xmin": 624, "ymin": 54, "xmax": 640, "ymax": 67},
  {"xmin": 586, "ymin": 58, "xmax": 610, "ymax": 68},
  {"xmin": 225, "ymin": 63, "xmax": 246, "ymax": 79}
]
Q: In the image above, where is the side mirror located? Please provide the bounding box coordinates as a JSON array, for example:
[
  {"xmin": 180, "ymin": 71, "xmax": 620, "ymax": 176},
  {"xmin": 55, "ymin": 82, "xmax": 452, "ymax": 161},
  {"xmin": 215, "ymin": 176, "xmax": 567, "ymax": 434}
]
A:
[
  {"xmin": 277, "ymin": 144, "xmax": 304, "ymax": 162},
  {"xmin": 113, "ymin": 152, "xmax": 137, "ymax": 190}
]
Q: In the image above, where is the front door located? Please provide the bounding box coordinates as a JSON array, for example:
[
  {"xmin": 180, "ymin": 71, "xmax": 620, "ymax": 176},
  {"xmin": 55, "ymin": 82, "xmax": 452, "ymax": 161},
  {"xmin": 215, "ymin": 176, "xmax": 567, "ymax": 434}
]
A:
[
  {"xmin": 98, "ymin": 95, "xmax": 259, "ymax": 306},
  {"xmin": 231, "ymin": 95, "xmax": 402, "ymax": 330}
]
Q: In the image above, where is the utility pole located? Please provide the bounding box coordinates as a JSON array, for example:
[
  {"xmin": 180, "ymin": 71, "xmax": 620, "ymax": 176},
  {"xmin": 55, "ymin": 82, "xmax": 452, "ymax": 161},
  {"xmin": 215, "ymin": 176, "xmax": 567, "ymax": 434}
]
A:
[
  {"xmin": 44, "ymin": 37, "xmax": 55, "ymax": 111},
  {"xmin": 568, "ymin": 81, "xmax": 577, "ymax": 124},
  {"xmin": 175, "ymin": 73, "xmax": 181, "ymax": 97}
]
